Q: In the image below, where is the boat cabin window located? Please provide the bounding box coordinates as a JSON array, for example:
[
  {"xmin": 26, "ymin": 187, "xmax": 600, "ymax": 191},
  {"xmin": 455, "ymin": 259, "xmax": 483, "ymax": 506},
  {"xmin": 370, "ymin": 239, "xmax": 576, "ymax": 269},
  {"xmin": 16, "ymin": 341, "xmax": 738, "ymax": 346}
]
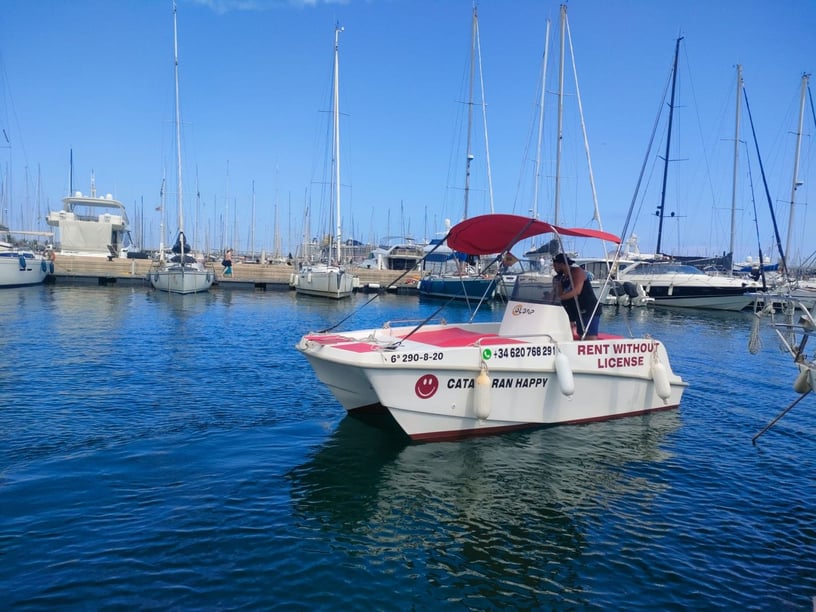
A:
[
  {"xmin": 510, "ymin": 277, "xmax": 559, "ymax": 305},
  {"xmin": 582, "ymin": 260, "xmax": 613, "ymax": 279},
  {"xmin": 631, "ymin": 262, "xmax": 706, "ymax": 275}
]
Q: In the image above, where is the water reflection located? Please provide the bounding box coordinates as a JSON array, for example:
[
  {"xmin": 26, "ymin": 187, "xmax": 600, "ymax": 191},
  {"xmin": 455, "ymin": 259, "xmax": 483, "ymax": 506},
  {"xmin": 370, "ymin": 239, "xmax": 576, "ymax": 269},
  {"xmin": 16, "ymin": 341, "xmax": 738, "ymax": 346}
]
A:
[
  {"xmin": 288, "ymin": 410, "xmax": 681, "ymax": 605},
  {"xmin": 144, "ymin": 287, "xmax": 218, "ymax": 315}
]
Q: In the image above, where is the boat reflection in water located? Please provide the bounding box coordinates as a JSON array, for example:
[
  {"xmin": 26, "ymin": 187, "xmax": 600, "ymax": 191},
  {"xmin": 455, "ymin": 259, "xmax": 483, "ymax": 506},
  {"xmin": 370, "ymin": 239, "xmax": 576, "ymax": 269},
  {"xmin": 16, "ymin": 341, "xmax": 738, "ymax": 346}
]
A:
[{"xmin": 287, "ymin": 410, "xmax": 681, "ymax": 606}]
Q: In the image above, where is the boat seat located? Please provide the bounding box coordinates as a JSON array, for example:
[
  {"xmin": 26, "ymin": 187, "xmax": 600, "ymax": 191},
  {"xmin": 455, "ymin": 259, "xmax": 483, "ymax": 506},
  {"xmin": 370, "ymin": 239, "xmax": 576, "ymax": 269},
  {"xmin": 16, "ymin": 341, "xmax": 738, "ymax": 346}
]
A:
[{"xmin": 498, "ymin": 300, "xmax": 574, "ymax": 342}]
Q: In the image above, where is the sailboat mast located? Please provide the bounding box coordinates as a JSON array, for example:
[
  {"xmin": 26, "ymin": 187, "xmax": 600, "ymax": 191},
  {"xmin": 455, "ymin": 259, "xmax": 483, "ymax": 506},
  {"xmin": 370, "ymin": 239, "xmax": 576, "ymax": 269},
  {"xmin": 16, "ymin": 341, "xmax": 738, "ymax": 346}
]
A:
[
  {"xmin": 655, "ymin": 36, "xmax": 683, "ymax": 255},
  {"xmin": 194, "ymin": 166, "xmax": 200, "ymax": 251},
  {"xmin": 333, "ymin": 24, "xmax": 343, "ymax": 266},
  {"xmin": 729, "ymin": 64, "xmax": 743, "ymax": 266},
  {"xmin": 554, "ymin": 4, "xmax": 566, "ymax": 225},
  {"xmin": 533, "ymin": 20, "xmax": 551, "ymax": 220},
  {"xmin": 173, "ymin": 0, "xmax": 184, "ymax": 242},
  {"xmin": 251, "ymin": 179, "xmax": 256, "ymax": 258},
  {"xmin": 463, "ymin": 6, "xmax": 477, "ymax": 221},
  {"xmin": 566, "ymin": 14, "xmax": 603, "ymax": 231},
  {"xmin": 159, "ymin": 173, "xmax": 166, "ymax": 257},
  {"xmin": 784, "ymin": 72, "xmax": 809, "ymax": 265}
]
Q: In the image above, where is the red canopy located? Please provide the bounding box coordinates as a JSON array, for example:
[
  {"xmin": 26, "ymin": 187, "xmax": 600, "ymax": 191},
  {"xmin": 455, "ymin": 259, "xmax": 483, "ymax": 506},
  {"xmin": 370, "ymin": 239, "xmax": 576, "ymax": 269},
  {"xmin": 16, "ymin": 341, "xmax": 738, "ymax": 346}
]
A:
[{"xmin": 446, "ymin": 213, "xmax": 621, "ymax": 255}]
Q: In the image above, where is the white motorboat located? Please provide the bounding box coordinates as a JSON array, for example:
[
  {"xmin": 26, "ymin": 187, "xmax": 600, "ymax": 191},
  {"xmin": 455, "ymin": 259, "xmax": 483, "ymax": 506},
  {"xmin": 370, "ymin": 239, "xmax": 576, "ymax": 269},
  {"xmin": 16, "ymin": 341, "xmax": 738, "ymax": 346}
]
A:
[
  {"xmin": 359, "ymin": 241, "xmax": 425, "ymax": 272},
  {"xmin": 0, "ymin": 242, "xmax": 49, "ymax": 288},
  {"xmin": 616, "ymin": 260, "xmax": 757, "ymax": 311},
  {"xmin": 297, "ymin": 214, "xmax": 687, "ymax": 442},
  {"xmin": 46, "ymin": 180, "xmax": 133, "ymax": 259},
  {"xmin": 576, "ymin": 257, "xmax": 653, "ymax": 308}
]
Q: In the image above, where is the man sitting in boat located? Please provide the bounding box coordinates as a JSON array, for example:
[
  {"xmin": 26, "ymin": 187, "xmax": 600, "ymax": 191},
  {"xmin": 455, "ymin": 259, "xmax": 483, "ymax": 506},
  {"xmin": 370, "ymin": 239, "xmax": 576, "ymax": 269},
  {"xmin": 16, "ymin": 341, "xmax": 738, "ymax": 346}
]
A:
[{"xmin": 552, "ymin": 253, "xmax": 601, "ymax": 340}]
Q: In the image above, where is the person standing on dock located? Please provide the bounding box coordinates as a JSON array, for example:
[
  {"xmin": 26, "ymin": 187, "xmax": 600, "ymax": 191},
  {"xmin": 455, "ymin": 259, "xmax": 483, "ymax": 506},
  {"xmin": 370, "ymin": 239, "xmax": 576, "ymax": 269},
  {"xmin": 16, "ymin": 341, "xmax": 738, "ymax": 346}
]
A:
[{"xmin": 223, "ymin": 249, "xmax": 233, "ymax": 277}]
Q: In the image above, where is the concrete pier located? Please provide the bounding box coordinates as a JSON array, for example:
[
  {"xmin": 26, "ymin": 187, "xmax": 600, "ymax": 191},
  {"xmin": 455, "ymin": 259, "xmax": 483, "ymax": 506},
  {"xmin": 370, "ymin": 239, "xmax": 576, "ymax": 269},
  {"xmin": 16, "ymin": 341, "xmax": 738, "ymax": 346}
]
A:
[{"xmin": 47, "ymin": 255, "xmax": 419, "ymax": 292}]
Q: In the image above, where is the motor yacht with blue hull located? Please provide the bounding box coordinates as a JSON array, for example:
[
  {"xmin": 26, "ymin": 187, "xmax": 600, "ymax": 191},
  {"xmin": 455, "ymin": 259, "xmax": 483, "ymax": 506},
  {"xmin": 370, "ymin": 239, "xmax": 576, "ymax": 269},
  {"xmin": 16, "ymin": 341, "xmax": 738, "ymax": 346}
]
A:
[{"xmin": 417, "ymin": 275, "xmax": 497, "ymax": 302}]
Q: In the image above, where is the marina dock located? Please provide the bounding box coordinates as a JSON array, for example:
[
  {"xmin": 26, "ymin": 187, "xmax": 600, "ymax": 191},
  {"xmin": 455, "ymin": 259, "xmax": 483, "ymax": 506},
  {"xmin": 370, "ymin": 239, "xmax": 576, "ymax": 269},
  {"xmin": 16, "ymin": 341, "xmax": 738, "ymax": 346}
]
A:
[{"xmin": 47, "ymin": 255, "xmax": 417, "ymax": 292}]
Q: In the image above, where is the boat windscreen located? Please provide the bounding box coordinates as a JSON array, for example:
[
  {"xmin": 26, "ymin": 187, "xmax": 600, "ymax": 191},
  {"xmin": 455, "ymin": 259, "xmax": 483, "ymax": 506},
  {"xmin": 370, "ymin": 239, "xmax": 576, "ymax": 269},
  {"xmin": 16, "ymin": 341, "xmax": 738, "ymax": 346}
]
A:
[{"xmin": 511, "ymin": 277, "xmax": 559, "ymax": 304}]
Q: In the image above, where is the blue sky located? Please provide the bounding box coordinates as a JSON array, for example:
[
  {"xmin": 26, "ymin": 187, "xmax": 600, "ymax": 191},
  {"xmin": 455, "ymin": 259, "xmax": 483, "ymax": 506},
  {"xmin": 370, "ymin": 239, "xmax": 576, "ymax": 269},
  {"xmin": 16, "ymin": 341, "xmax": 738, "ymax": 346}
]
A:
[{"xmin": 1, "ymin": 0, "xmax": 813, "ymax": 262}]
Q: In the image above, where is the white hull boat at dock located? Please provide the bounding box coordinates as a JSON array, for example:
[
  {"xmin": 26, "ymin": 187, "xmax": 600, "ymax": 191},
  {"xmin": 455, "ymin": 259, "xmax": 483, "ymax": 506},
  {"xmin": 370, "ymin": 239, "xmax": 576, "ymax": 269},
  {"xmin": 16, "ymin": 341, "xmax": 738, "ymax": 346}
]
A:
[
  {"xmin": 0, "ymin": 245, "xmax": 49, "ymax": 288},
  {"xmin": 294, "ymin": 264, "xmax": 357, "ymax": 299},
  {"xmin": 46, "ymin": 183, "xmax": 134, "ymax": 259},
  {"xmin": 293, "ymin": 26, "xmax": 358, "ymax": 300},
  {"xmin": 616, "ymin": 261, "xmax": 757, "ymax": 311},
  {"xmin": 149, "ymin": 3, "xmax": 213, "ymax": 296},
  {"xmin": 297, "ymin": 214, "xmax": 687, "ymax": 441},
  {"xmin": 149, "ymin": 262, "xmax": 214, "ymax": 294}
]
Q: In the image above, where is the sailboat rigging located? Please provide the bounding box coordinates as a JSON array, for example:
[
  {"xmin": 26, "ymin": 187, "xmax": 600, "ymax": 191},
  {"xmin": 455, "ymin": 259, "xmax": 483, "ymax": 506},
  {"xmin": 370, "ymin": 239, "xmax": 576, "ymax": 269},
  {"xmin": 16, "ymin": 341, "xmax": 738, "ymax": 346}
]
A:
[
  {"xmin": 784, "ymin": 73, "xmax": 810, "ymax": 268},
  {"xmin": 149, "ymin": 0, "xmax": 213, "ymax": 294},
  {"xmin": 612, "ymin": 36, "xmax": 759, "ymax": 310},
  {"xmin": 294, "ymin": 24, "xmax": 357, "ymax": 299},
  {"xmin": 418, "ymin": 5, "xmax": 497, "ymax": 304},
  {"xmin": 654, "ymin": 37, "xmax": 682, "ymax": 256}
]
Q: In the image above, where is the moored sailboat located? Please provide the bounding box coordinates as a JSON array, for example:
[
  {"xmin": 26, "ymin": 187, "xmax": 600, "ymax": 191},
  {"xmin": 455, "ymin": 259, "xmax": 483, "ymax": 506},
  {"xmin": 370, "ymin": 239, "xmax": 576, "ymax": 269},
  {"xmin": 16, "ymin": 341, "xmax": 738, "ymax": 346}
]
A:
[
  {"xmin": 620, "ymin": 38, "xmax": 757, "ymax": 310},
  {"xmin": 418, "ymin": 6, "xmax": 497, "ymax": 303},
  {"xmin": 295, "ymin": 25, "xmax": 357, "ymax": 300},
  {"xmin": 149, "ymin": 1, "xmax": 213, "ymax": 295},
  {"xmin": 0, "ymin": 240, "xmax": 49, "ymax": 288}
]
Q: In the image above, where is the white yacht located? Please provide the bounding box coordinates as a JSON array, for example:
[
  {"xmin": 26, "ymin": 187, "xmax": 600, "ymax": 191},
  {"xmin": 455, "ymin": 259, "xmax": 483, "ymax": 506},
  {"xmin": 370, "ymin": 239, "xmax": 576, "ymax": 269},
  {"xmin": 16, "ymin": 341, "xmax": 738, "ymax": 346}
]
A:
[
  {"xmin": 617, "ymin": 260, "xmax": 758, "ymax": 311},
  {"xmin": 46, "ymin": 178, "xmax": 133, "ymax": 259}
]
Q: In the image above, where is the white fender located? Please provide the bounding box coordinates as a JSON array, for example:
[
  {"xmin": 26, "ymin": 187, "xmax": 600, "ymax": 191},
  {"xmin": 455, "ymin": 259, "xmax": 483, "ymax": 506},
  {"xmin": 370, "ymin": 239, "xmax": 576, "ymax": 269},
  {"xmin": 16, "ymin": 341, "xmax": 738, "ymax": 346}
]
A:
[
  {"xmin": 554, "ymin": 351, "xmax": 575, "ymax": 396},
  {"xmin": 651, "ymin": 360, "xmax": 672, "ymax": 401},
  {"xmin": 793, "ymin": 366, "xmax": 812, "ymax": 394},
  {"xmin": 474, "ymin": 366, "xmax": 491, "ymax": 420}
]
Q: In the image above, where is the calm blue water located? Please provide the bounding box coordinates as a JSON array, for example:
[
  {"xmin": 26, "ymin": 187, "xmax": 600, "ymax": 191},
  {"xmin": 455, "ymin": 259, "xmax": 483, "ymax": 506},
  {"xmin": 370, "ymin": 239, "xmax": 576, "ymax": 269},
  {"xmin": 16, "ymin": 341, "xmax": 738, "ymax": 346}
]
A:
[{"xmin": 1, "ymin": 285, "xmax": 814, "ymax": 609}]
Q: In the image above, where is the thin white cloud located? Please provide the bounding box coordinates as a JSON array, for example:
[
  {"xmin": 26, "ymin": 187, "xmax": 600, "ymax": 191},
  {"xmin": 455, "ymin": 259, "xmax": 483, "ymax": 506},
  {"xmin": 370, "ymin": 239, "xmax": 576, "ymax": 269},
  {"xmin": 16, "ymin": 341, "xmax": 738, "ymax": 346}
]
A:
[{"xmin": 188, "ymin": 0, "xmax": 351, "ymax": 14}]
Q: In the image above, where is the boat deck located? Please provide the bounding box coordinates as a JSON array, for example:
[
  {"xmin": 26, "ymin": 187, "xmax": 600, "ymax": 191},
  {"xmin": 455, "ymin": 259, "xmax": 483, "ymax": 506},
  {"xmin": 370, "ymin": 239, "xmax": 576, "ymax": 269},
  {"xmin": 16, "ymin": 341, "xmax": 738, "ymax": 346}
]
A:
[{"xmin": 305, "ymin": 326, "xmax": 624, "ymax": 353}]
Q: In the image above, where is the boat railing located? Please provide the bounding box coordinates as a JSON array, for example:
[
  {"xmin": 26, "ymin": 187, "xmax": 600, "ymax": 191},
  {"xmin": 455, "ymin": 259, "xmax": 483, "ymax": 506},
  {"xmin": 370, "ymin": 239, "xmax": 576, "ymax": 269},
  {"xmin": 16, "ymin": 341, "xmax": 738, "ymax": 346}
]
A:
[{"xmin": 382, "ymin": 317, "xmax": 449, "ymax": 329}]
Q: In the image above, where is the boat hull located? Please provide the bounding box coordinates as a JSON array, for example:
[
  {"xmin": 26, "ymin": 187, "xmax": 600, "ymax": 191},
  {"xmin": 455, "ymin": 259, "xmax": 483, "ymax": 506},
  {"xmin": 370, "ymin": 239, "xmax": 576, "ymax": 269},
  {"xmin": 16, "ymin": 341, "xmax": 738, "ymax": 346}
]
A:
[
  {"xmin": 0, "ymin": 252, "xmax": 49, "ymax": 288},
  {"xmin": 417, "ymin": 276, "xmax": 496, "ymax": 301},
  {"xmin": 149, "ymin": 265, "xmax": 213, "ymax": 294},
  {"xmin": 295, "ymin": 267, "xmax": 356, "ymax": 299},
  {"xmin": 618, "ymin": 263, "xmax": 757, "ymax": 311},
  {"xmin": 297, "ymin": 302, "xmax": 687, "ymax": 441},
  {"xmin": 644, "ymin": 290, "xmax": 753, "ymax": 311},
  {"xmin": 47, "ymin": 193, "xmax": 132, "ymax": 258}
]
